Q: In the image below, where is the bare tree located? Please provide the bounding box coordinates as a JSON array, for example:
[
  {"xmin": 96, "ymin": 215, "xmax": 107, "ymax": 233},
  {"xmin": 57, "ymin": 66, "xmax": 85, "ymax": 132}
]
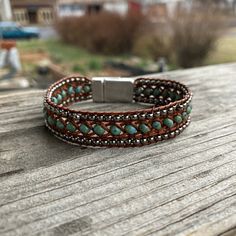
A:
[{"xmin": 195, "ymin": 0, "xmax": 231, "ymax": 9}]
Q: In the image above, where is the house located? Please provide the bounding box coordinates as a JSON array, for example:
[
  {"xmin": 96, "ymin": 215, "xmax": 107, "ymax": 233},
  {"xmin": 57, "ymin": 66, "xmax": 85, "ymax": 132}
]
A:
[
  {"xmin": 0, "ymin": 0, "xmax": 12, "ymax": 21},
  {"xmin": 129, "ymin": 0, "xmax": 187, "ymax": 19},
  {"xmin": 2, "ymin": 0, "xmax": 235, "ymax": 26},
  {"xmin": 57, "ymin": 0, "xmax": 129, "ymax": 17},
  {"xmin": 10, "ymin": 0, "xmax": 57, "ymax": 25},
  {"xmin": 1, "ymin": 0, "xmax": 129, "ymax": 25},
  {"xmin": 6, "ymin": 0, "xmax": 189, "ymax": 25}
]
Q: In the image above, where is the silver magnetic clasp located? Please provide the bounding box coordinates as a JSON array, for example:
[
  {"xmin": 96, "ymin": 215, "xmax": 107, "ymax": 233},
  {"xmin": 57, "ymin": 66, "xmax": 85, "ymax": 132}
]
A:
[{"xmin": 92, "ymin": 77, "xmax": 134, "ymax": 103}]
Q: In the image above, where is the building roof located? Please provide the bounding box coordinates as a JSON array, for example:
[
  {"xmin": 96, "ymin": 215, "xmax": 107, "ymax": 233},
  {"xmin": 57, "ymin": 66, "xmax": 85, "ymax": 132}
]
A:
[
  {"xmin": 57, "ymin": 0, "xmax": 123, "ymax": 4},
  {"xmin": 133, "ymin": 0, "xmax": 186, "ymax": 5},
  {"xmin": 11, "ymin": 0, "xmax": 57, "ymax": 7}
]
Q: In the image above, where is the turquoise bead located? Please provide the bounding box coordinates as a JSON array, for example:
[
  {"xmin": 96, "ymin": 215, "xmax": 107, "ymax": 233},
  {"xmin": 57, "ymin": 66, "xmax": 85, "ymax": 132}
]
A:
[
  {"xmin": 135, "ymin": 87, "xmax": 143, "ymax": 96},
  {"xmin": 168, "ymin": 91, "xmax": 176, "ymax": 100},
  {"xmin": 66, "ymin": 123, "xmax": 76, "ymax": 132},
  {"xmin": 163, "ymin": 118, "xmax": 174, "ymax": 128},
  {"xmin": 110, "ymin": 125, "xmax": 121, "ymax": 136},
  {"xmin": 83, "ymin": 85, "xmax": 91, "ymax": 93},
  {"xmin": 56, "ymin": 120, "xmax": 64, "ymax": 129},
  {"xmin": 68, "ymin": 86, "xmax": 75, "ymax": 94},
  {"xmin": 61, "ymin": 90, "xmax": 67, "ymax": 98},
  {"xmin": 175, "ymin": 94, "xmax": 181, "ymax": 100},
  {"xmin": 125, "ymin": 125, "xmax": 137, "ymax": 135},
  {"xmin": 152, "ymin": 121, "xmax": 162, "ymax": 130},
  {"xmin": 162, "ymin": 89, "xmax": 168, "ymax": 98},
  {"xmin": 153, "ymin": 88, "xmax": 161, "ymax": 97},
  {"xmin": 182, "ymin": 112, "xmax": 188, "ymax": 120},
  {"xmin": 139, "ymin": 124, "xmax": 150, "ymax": 134},
  {"xmin": 174, "ymin": 115, "xmax": 182, "ymax": 124},
  {"xmin": 75, "ymin": 86, "xmax": 82, "ymax": 94},
  {"xmin": 144, "ymin": 88, "xmax": 153, "ymax": 96},
  {"xmin": 93, "ymin": 124, "xmax": 105, "ymax": 136},
  {"xmin": 79, "ymin": 124, "xmax": 90, "ymax": 134},
  {"xmin": 57, "ymin": 94, "xmax": 62, "ymax": 102},
  {"xmin": 187, "ymin": 105, "xmax": 192, "ymax": 114},
  {"xmin": 51, "ymin": 97, "xmax": 58, "ymax": 104},
  {"xmin": 47, "ymin": 116, "xmax": 55, "ymax": 126}
]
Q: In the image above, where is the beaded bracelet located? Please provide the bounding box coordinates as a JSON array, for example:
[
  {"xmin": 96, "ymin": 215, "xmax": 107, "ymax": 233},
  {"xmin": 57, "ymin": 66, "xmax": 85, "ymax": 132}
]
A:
[{"xmin": 43, "ymin": 75, "xmax": 193, "ymax": 147}]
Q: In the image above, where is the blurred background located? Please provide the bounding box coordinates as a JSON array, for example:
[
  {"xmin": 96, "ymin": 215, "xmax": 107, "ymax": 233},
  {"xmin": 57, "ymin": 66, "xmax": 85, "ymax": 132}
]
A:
[{"xmin": 0, "ymin": 0, "xmax": 236, "ymax": 91}]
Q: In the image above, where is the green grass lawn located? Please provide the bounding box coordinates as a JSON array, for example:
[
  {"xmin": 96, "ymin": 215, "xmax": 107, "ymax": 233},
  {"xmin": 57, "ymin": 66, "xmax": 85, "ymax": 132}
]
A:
[
  {"xmin": 18, "ymin": 39, "xmax": 107, "ymax": 74},
  {"xmin": 18, "ymin": 39, "xmax": 102, "ymax": 61},
  {"xmin": 19, "ymin": 39, "xmax": 150, "ymax": 77},
  {"xmin": 205, "ymin": 36, "xmax": 236, "ymax": 65},
  {"xmin": 18, "ymin": 39, "xmax": 155, "ymax": 76},
  {"xmin": 17, "ymin": 35, "xmax": 236, "ymax": 76}
]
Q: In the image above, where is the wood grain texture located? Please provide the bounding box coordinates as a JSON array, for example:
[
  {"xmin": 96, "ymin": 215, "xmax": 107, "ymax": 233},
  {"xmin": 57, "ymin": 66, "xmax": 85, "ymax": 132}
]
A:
[{"xmin": 0, "ymin": 63, "xmax": 236, "ymax": 236}]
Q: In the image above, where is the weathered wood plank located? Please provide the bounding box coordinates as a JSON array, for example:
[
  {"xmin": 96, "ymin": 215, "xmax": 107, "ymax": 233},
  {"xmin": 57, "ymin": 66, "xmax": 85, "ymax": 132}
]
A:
[{"xmin": 0, "ymin": 63, "xmax": 236, "ymax": 236}]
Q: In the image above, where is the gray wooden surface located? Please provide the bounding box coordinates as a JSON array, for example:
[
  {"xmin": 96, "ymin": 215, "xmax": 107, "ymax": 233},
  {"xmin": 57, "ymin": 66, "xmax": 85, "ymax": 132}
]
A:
[{"xmin": 0, "ymin": 63, "xmax": 236, "ymax": 236}]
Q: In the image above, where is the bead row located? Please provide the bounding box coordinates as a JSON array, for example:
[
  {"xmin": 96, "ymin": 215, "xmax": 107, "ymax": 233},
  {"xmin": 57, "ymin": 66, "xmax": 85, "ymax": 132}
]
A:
[
  {"xmin": 44, "ymin": 105, "xmax": 192, "ymax": 138},
  {"xmin": 45, "ymin": 117, "xmax": 191, "ymax": 147}
]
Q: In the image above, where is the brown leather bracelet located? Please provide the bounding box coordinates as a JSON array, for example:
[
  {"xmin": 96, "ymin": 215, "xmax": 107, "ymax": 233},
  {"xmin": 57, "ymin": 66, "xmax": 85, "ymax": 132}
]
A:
[{"xmin": 43, "ymin": 75, "xmax": 193, "ymax": 147}]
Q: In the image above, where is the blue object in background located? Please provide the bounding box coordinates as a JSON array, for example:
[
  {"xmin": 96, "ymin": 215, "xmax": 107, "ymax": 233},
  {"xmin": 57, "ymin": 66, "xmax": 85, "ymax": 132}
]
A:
[{"xmin": 0, "ymin": 22, "xmax": 40, "ymax": 39}]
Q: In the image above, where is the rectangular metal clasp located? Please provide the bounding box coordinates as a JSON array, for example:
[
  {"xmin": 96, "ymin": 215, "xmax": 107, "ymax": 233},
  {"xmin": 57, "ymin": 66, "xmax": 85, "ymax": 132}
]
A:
[{"xmin": 92, "ymin": 77, "xmax": 134, "ymax": 103}]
